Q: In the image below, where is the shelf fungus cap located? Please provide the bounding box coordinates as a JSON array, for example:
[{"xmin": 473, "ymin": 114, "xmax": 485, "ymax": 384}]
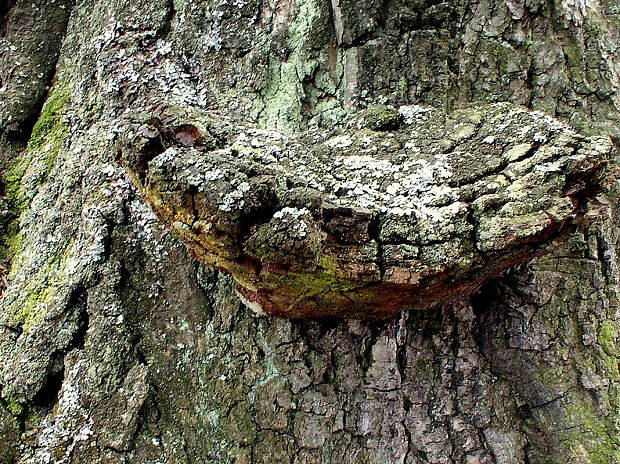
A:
[{"xmin": 120, "ymin": 103, "xmax": 612, "ymax": 320}]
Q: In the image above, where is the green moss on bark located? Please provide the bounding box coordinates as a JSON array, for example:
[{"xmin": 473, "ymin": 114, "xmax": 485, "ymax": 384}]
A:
[
  {"xmin": 27, "ymin": 86, "xmax": 71, "ymax": 153},
  {"xmin": 0, "ymin": 84, "xmax": 71, "ymax": 263}
]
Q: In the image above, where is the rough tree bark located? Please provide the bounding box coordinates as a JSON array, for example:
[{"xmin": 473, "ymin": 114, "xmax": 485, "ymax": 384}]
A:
[{"xmin": 0, "ymin": 0, "xmax": 619, "ymax": 463}]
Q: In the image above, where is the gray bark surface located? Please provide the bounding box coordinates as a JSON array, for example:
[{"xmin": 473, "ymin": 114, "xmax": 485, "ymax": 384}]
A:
[{"xmin": 0, "ymin": 0, "xmax": 619, "ymax": 463}]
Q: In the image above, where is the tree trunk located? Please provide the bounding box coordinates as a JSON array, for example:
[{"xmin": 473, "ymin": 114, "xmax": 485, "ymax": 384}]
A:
[{"xmin": 0, "ymin": 0, "xmax": 619, "ymax": 463}]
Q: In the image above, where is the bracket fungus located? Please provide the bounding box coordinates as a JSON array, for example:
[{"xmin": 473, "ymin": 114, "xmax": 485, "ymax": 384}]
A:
[{"xmin": 120, "ymin": 103, "xmax": 611, "ymax": 319}]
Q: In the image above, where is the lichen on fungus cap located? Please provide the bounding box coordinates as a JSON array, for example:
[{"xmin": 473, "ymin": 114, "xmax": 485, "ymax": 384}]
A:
[{"xmin": 120, "ymin": 103, "xmax": 611, "ymax": 320}]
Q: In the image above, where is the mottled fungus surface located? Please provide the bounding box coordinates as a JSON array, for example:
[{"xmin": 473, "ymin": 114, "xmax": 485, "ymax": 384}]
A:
[{"xmin": 121, "ymin": 103, "xmax": 611, "ymax": 319}]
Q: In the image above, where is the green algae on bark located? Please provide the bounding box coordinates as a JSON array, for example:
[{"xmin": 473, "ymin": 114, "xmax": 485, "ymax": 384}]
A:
[{"xmin": 1, "ymin": 84, "xmax": 71, "ymax": 264}]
